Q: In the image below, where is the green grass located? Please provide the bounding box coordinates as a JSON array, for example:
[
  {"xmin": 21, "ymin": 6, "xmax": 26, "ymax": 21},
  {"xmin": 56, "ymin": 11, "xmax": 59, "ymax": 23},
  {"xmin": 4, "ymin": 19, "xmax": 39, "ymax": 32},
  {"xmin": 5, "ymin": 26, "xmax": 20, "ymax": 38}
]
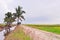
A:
[
  {"xmin": 0, "ymin": 24, "xmax": 5, "ymax": 27},
  {"xmin": 25, "ymin": 24, "xmax": 60, "ymax": 34},
  {"xmin": 12, "ymin": 29, "xmax": 31, "ymax": 40},
  {"xmin": 5, "ymin": 26, "xmax": 31, "ymax": 40}
]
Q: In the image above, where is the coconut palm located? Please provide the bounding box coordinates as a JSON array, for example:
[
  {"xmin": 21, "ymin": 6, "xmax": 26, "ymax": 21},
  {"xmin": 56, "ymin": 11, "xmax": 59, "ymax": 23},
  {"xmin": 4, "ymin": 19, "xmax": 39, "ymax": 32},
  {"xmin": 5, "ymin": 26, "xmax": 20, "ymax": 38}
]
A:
[
  {"xmin": 13, "ymin": 6, "xmax": 25, "ymax": 25},
  {"xmin": 4, "ymin": 12, "xmax": 15, "ymax": 34},
  {"xmin": 4, "ymin": 12, "xmax": 15, "ymax": 25}
]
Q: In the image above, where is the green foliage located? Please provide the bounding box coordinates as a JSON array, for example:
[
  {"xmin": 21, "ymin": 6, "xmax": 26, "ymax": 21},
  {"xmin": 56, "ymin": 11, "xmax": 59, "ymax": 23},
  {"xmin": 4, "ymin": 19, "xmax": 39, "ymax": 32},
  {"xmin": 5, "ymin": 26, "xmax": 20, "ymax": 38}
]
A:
[
  {"xmin": 4, "ymin": 12, "xmax": 15, "ymax": 24},
  {"xmin": 5, "ymin": 12, "xmax": 12, "ymax": 18},
  {"xmin": 14, "ymin": 6, "xmax": 25, "ymax": 24},
  {"xmin": 4, "ymin": 6, "xmax": 25, "ymax": 25}
]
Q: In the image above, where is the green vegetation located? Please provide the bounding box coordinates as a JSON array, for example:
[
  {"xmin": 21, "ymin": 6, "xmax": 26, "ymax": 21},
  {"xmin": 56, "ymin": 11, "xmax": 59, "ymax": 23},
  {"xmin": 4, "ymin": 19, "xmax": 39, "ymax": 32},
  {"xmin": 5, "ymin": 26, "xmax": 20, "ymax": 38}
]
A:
[
  {"xmin": 0, "ymin": 24, "xmax": 5, "ymax": 27},
  {"xmin": 12, "ymin": 29, "xmax": 30, "ymax": 40},
  {"xmin": 0, "ymin": 5, "xmax": 26, "ymax": 40},
  {"xmin": 5, "ymin": 26, "xmax": 31, "ymax": 40},
  {"xmin": 4, "ymin": 12, "xmax": 15, "ymax": 26},
  {"xmin": 4, "ymin": 6, "xmax": 25, "ymax": 25},
  {"xmin": 3, "ymin": 6, "xmax": 26, "ymax": 36},
  {"xmin": 13, "ymin": 6, "xmax": 25, "ymax": 25},
  {"xmin": 25, "ymin": 24, "xmax": 60, "ymax": 34}
]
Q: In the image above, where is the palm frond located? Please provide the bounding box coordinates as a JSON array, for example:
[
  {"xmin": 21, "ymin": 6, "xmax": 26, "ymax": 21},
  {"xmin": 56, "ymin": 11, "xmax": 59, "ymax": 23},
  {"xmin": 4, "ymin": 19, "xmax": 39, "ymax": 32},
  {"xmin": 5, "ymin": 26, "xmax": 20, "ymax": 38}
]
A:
[
  {"xmin": 21, "ymin": 15, "xmax": 25, "ymax": 20},
  {"xmin": 19, "ymin": 18, "xmax": 22, "ymax": 21},
  {"xmin": 22, "ymin": 11, "xmax": 25, "ymax": 13}
]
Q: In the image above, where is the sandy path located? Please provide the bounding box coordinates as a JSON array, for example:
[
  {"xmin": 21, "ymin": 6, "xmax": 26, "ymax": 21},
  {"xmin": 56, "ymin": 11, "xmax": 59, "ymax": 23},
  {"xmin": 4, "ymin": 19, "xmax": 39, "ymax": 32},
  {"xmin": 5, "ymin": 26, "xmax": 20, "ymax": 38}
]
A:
[{"xmin": 20, "ymin": 25, "xmax": 60, "ymax": 40}]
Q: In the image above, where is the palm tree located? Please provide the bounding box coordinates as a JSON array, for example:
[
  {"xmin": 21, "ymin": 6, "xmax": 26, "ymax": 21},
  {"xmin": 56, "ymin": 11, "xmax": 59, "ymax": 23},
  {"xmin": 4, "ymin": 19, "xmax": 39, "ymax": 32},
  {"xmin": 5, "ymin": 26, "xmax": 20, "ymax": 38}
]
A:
[
  {"xmin": 4, "ymin": 12, "xmax": 15, "ymax": 34},
  {"xmin": 13, "ymin": 6, "xmax": 25, "ymax": 25},
  {"xmin": 4, "ymin": 12, "xmax": 15, "ymax": 25}
]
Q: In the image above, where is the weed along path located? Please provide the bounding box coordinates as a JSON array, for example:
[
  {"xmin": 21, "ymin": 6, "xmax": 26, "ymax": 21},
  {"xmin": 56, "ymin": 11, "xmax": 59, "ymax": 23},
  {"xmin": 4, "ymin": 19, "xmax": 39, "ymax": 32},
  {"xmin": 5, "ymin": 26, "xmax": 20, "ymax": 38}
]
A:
[
  {"xmin": 20, "ymin": 25, "xmax": 60, "ymax": 40},
  {"xmin": 5, "ymin": 25, "xmax": 31, "ymax": 40}
]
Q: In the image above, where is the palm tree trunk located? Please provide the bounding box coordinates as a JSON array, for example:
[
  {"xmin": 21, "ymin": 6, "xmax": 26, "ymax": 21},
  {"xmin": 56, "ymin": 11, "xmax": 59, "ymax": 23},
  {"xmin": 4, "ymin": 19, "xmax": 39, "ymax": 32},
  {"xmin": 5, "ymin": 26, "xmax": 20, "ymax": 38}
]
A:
[
  {"xmin": 17, "ymin": 17, "xmax": 21, "ymax": 25},
  {"xmin": 17, "ymin": 18, "xmax": 19, "ymax": 23}
]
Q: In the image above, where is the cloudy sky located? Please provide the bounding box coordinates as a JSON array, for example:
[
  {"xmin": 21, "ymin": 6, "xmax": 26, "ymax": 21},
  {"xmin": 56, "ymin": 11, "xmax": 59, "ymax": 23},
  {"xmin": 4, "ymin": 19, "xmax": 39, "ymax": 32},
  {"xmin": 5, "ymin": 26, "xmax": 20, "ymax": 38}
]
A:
[{"xmin": 0, "ymin": 0, "xmax": 60, "ymax": 24}]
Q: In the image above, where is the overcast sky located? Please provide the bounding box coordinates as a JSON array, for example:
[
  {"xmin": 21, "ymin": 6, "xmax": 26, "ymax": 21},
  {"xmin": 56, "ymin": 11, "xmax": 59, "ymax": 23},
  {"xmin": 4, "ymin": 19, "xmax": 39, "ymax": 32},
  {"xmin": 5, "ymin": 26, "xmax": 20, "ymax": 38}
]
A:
[{"xmin": 0, "ymin": 0, "xmax": 60, "ymax": 24}]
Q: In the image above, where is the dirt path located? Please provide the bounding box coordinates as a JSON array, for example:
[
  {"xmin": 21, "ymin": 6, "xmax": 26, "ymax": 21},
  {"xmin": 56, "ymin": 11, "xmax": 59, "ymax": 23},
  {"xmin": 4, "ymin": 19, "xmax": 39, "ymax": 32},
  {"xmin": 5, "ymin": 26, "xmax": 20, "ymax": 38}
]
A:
[{"xmin": 20, "ymin": 25, "xmax": 60, "ymax": 40}]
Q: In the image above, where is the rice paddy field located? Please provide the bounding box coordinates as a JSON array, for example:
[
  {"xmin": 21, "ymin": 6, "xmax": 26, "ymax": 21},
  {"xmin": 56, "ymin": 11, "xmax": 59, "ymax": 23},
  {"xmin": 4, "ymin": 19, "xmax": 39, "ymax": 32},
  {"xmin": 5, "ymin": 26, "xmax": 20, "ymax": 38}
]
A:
[{"xmin": 25, "ymin": 24, "xmax": 60, "ymax": 34}]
